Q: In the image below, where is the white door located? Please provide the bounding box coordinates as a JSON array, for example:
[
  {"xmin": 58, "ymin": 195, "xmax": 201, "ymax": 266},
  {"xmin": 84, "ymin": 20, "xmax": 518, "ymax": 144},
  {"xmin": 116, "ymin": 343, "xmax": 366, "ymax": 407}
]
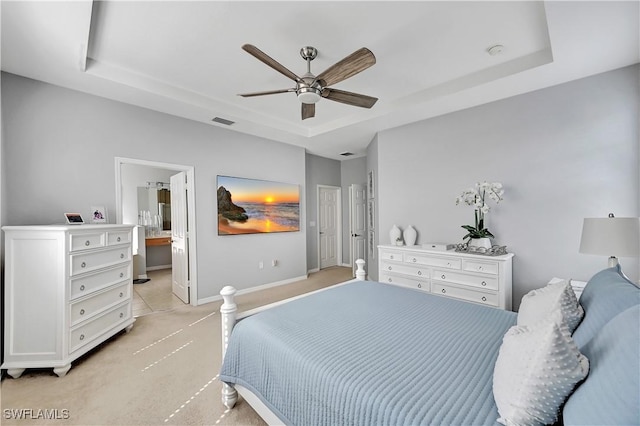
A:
[
  {"xmin": 319, "ymin": 187, "xmax": 339, "ymax": 269},
  {"xmin": 170, "ymin": 172, "xmax": 189, "ymax": 303},
  {"xmin": 350, "ymin": 184, "xmax": 367, "ymax": 275}
]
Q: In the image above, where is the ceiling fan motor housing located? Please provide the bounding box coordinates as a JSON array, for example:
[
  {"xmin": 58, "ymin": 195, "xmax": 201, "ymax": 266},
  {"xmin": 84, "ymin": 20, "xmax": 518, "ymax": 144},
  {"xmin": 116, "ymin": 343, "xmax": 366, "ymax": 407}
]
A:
[{"xmin": 297, "ymin": 73, "xmax": 322, "ymax": 104}]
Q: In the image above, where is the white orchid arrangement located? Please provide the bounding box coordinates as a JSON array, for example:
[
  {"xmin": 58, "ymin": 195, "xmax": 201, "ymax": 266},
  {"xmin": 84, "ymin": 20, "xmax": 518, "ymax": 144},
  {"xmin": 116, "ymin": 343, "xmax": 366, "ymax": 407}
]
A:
[{"xmin": 455, "ymin": 181, "xmax": 504, "ymax": 242}]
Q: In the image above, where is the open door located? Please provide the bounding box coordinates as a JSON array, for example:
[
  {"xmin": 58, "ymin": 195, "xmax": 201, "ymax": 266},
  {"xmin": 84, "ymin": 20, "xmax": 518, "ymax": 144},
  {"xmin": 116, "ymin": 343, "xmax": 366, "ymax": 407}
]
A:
[
  {"xmin": 170, "ymin": 172, "xmax": 189, "ymax": 303},
  {"xmin": 349, "ymin": 184, "xmax": 367, "ymax": 276}
]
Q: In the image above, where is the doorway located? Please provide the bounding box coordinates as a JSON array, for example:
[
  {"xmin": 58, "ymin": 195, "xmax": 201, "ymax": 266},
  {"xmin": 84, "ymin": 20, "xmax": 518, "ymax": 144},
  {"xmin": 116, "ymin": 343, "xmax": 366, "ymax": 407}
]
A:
[
  {"xmin": 317, "ymin": 185, "xmax": 341, "ymax": 270},
  {"xmin": 115, "ymin": 157, "xmax": 198, "ymax": 312}
]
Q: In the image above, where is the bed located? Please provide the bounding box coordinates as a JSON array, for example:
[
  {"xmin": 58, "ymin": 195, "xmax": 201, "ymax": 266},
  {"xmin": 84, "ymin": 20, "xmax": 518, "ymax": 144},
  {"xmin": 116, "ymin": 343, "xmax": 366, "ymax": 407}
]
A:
[{"xmin": 219, "ymin": 260, "xmax": 640, "ymax": 426}]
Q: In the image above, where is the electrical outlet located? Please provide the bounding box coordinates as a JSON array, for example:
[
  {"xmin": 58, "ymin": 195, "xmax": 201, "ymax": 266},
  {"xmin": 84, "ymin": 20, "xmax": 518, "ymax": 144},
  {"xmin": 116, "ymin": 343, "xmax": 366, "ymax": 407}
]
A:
[
  {"xmin": 259, "ymin": 261, "xmax": 264, "ymax": 269},
  {"xmin": 272, "ymin": 259, "xmax": 278, "ymax": 267}
]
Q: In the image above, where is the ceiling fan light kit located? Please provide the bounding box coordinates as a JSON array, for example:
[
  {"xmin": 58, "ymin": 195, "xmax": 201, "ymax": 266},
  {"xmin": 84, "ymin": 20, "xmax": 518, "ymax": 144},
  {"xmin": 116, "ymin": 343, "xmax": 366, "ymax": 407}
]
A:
[{"xmin": 239, "ymin": 44, "xmax": 378, "ymax": 120}]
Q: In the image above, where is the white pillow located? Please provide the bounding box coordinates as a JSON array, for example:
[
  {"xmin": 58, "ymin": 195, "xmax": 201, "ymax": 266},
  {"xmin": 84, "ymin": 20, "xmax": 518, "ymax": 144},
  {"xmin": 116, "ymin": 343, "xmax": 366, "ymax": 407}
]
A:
[
  {"xmin": 493, "ymin": 311, "xmax": 589, "ymax": 426},
  {"xmin": 518, "ymin": 279, "xmax": 584, "ymax": 332}
]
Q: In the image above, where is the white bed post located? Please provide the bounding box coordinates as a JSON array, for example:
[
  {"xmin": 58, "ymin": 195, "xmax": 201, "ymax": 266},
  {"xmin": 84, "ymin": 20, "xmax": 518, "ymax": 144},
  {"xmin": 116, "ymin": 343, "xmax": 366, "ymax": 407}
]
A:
[
  {"xmin": 355, "ymin": 258, "xmax": 366, "ymax": 280},
  {"xmin": 220, "ymin": 286, "xmax": 238, "ymax": 409}
]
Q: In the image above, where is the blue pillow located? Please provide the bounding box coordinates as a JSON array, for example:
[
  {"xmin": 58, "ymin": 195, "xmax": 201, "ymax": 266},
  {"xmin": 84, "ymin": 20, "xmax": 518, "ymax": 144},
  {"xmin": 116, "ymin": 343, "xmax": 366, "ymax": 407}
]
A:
[
  {"xmin": 572, "ymin": 266, "xmax": 640, "ymax": 349},
  {"xmin": 563, "ymin": 305, "xmax": 640, "ymax": 425}
]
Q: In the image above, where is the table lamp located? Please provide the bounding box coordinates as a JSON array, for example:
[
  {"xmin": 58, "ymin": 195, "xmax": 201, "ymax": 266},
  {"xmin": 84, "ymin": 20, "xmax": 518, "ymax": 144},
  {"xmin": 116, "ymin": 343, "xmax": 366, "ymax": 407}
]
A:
[{"xmin": 579, "ymin": 214, "xmax": 640, "ymax": 274}]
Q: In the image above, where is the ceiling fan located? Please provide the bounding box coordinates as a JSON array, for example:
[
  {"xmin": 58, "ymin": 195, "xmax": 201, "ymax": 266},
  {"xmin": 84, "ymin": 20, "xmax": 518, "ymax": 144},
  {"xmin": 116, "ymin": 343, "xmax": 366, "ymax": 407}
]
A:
[{"xmin": 238, "ymin": 44, "xmax": 378, "ymax": 120}]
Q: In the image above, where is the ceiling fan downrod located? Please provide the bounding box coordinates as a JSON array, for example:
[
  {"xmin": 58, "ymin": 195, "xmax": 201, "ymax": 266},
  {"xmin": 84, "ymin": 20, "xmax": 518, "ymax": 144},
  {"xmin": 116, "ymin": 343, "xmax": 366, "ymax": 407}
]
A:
[{"xmin": 298, "ymin": 46, "xmax": 321, "ymax": 104}]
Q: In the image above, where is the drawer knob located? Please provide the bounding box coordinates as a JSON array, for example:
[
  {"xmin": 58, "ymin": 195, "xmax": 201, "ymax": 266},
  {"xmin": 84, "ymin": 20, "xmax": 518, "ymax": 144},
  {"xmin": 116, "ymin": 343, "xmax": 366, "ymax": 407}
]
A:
[
  {"xmin": 119, "ymin": 312, "xmax": 124, "ymax": 318},
  {"xmin": 412, "ymin": 258, "xmax": 417, "ymax": 263},
  {"xmin": 79, "ymin": 334, "xmax": 85, "ymax": 341},
  {"xmin": 441, "ymin": 289, "xmax": 446, "ymax": 294},
  {"xmin": 388, "ymin": 266, "xmax": 392, "ymax": 271},
  {"xmin": 478, "ymin": 266, "xmax": 483, "ymax": 271},
  {"xmin": 80, "ymin": 309, "xmax": 85, "ymax": 315},
  {"xmin": 417, "ymin": 271, "xmax": 422, "ymax": 276},
  {"xmin": 482, "ymin": 296, "xmax": 487, "ymax": 302},
  {"xmin": 447, "ymin": 262, "xmax": 451, "ymax": 267},
  {"xmin": 417, "ymin": 283, "xmax": 422, "ymax": 288},
  {"xmin": 390, "ymin": 255, "xmax": 394, "ymax": 260},
  {"xmin": 388, "ymin": 278, "xmax": 392, "ymax": 282},
  {"xmin": 81, "ymin": 262, "xmax": 87, "ymax": 268},
  {"xmin": 119, "ymin": 292, "xmax": 124, "ymax": 298},
  {"xmin": 441, "ymin": 274, "xmax": 446, "ymax": 279},
  {"xmin": 80, "ymin": 285, "xmax": 85, "ymax": 291},
  {"xmin": 117, "ymin": 236, "xmax": 121, "ymax": 242},
  {"xmin": 85, "ymin": 240, "xmax": 90, "ymax": 246},
  {"xmin": 120, "ymin": 272, "xmax": 124, "ymax": 278},
  {"xmin": 481, "ymin": 281, "xmax": 487, "ymax": 286},
  {"xmin": 120, "ymin": 253, "xmax": 125, "ymax": 259}
]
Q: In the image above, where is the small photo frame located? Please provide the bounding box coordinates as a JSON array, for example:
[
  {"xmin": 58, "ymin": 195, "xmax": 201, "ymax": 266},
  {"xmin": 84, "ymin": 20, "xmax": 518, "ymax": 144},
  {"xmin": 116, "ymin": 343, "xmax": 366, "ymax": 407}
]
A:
[
  {"xmin": 65, "ymin": 213, "xmax": 84, "ymax": 225},
  {"xmin": 367, "ymin": 170, "xmax": 375, "ymax": 199},
  {"xmin": 90, "ymin": 206, "xmax": 107, "ymax": 224}
]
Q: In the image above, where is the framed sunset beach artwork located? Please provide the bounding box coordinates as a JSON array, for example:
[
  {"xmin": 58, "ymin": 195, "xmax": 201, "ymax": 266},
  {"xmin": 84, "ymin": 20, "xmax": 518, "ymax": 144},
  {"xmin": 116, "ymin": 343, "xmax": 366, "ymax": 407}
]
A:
[{"xmin": 217, "ymin": 175, "xmax": 300, "ymax": 235}]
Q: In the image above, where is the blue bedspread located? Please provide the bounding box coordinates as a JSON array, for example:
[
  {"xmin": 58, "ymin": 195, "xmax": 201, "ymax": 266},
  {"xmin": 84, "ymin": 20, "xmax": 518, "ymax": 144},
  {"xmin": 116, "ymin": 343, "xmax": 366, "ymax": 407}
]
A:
[{"xmin": 220, "ymin": 281, "xmax": 516, "ymax": 425}]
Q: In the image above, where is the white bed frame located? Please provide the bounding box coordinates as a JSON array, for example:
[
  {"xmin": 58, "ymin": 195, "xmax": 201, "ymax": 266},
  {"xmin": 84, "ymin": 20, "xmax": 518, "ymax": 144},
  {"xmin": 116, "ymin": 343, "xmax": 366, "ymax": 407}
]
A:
[{"xmin": 219, "ymin": 259, "xmax": 367, "ymax": 424}]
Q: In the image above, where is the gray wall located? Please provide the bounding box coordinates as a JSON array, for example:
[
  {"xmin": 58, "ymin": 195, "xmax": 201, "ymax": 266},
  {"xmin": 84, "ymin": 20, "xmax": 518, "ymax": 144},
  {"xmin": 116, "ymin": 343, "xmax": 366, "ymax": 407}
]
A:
[
  {"xmin": 340, "ymin": 157, "xmax": 367, "ymax": 266},
  {"xmin": 305, "ymin": 153, "xmax": 341, "ymax": 271},
  {"xmin": 2, "ymin": 72, "xmax": 307, "ymax": 302},
  {"xmin": 372, "ymin": 65, "xmax": 639, "ymax": 309}
]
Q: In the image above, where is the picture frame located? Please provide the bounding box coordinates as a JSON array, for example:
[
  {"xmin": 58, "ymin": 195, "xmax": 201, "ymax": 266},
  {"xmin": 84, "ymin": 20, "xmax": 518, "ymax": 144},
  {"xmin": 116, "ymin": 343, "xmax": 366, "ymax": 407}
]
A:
[
  {"xmin": 368, "ymin": 199, "xmax": 375, "ymax": 230},
  {"xmin": 369, "ymin": 229, "xmax": 376, "ymax": 259},
  {"xmin": 367, "ymin": 170, "xmax": 375, "ymax": 199},
  {"xmin": 90, "ymin": 206, "xmax": 108, "ymax": 224},
  {"xmin": 65, "ymin": 213, "xmax": 84, "ymax": 225},
  {"xmin": 217, "ymin": 175, "xmax": 300, "ymax": 235}
]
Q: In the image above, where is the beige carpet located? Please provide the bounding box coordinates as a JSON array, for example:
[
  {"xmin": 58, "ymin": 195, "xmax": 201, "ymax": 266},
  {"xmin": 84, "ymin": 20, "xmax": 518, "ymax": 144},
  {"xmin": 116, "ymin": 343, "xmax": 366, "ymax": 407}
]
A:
[{"xmin": 0, "ymin": 266, "xmax": 353, "ymax": 425}]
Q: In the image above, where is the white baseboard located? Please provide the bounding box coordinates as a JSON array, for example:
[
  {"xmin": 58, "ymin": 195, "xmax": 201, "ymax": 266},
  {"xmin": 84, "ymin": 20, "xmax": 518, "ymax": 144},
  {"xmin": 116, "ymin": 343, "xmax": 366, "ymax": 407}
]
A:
[
  {"xmin": 307, "ymin": 267, "xmax": 319, "ymax": 274},
  {"xmin": 147, "ymin": 264, "xmax": 172, "ymax": 271},
  {"xmin": 197, "ymin": 274, "xmax": 309, "ymax": 306},
  {"xmin": 136, "ymin": 274, "xmax": 148, "ymax": 280}
]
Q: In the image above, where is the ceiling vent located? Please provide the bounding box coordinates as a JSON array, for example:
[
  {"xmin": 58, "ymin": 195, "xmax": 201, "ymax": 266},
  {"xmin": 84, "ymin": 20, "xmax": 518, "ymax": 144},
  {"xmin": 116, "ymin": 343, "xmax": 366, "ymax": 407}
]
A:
[
  {"xmin": 340, "ymin": 152, "xmax": 355, "ymax": 157},
  {"xmin": 212, "ymin": 117, "xmax": 235, "ymax": 126}
]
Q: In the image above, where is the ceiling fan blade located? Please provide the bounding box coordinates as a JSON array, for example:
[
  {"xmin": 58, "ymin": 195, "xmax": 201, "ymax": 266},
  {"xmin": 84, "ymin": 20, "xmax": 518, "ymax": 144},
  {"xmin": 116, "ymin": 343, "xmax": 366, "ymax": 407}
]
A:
[
  {"xmin": 242, "ymin": 44, "xmax": 302, "ymax": 83},
  {"xmin": 302, "ymin": 103, "xmax": 315, "ymax": 120},
  {"xmin": 322, "ymin": 88, "xmax": 378, "ymax": 109},
  {"xmin": 315, "ymin": 48, "xmax": 376, "ymax": 87},
  {"xmin": 238, "ymin": 88, "xmax": 296, "ymax": 97}
]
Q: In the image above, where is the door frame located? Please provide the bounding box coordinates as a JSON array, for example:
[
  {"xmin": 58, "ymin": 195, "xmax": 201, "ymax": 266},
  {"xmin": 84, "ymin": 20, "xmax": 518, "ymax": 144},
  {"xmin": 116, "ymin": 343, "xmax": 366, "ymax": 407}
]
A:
[
  {"xmin": 316, "ymin": 185, "xmax": 342, "ymax": 270},
  {"xmin": 114, "ymin": 157, "xmax": 199, "ymax": 307}
]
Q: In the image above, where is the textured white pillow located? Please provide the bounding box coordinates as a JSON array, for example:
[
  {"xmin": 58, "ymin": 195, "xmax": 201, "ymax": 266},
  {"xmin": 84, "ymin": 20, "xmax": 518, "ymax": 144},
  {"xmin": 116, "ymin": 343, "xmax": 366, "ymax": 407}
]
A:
[
  {"xmin": 493, "ymin": 311, "xmax": 589, "ymax": 426},
  {"xmin": 518, "ymin": 279, "xmax": 584, "ymax": 332}
]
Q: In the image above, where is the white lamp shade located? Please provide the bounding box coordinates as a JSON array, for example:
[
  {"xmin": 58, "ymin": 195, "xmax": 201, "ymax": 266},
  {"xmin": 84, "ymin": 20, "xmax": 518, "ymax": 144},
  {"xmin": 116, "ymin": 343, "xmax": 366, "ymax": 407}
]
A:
[{"xmin": 579, "ymin": 217, "xmax": 640, "ymax": 258}]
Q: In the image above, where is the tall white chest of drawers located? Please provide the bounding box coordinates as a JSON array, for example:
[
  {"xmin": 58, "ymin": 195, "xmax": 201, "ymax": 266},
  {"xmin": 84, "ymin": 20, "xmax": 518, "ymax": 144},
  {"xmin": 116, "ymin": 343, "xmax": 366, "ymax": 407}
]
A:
[
  {"xmin": 378, "ymin": 245, "xmax": 514, "ymax": 310},
  {"xmin": 2, "ymin": 224, "xmax": 135, "ymax": 378}
]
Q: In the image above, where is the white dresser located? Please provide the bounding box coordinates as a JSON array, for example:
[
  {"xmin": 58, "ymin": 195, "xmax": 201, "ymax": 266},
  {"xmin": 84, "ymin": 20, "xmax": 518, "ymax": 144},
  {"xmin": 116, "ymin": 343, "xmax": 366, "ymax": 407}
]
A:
[
  {"xmin": 378, "ymin": 245, "xmax": 514, "ymax": 310},
  {"xmin": 2, "ymin": 224, "xmax": 135, "ymax": 378}
]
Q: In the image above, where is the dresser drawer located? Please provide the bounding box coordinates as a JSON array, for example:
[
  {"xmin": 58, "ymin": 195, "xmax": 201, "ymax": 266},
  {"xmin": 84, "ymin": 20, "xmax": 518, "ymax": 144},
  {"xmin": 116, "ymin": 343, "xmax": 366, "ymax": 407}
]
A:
[
  {"xmin": 432, "ymin": 283, "xmax": 498, "ymax": 307},
  {"xmin": 107, "ymin": 230, "xmax": 131, "ymax": 246},
  {"xmin": 70, "ymin": 246, "xmax": 131, "ymax": 276},
  {"xmin": 70, "ymin": 233, "xmax": 105, "ymax": 252},
  {"xmin": 379, "ymin": 273, "xmax": 429, "ymax": 292},
  {"xmin": 70, "ymin": 264, "xmax": 131, "ymax": 300},
  {"xmin": 381, "ymin": 262, "xmax": 429, "ymax": 279},
  {"xmin": 69, "ymin": 302, "xmax": 131, "ymax": 353},
  {"xmin": 379, "ymin": 250, "xmax": 403, "ymax": 262},
  {"xmin": 434, "ymin": 269, "xmax": 498, "ymax": 291},
  {"xmin": 403, "ymin": 253, "xmax": 461, "ymax": 270},
  {"xmin": 70, "ymin": 282, "xmax": 131, "ymax": 326},
  {"xmin": 462, "ymin": 259, "xmax": 499, "ymax": 275}
]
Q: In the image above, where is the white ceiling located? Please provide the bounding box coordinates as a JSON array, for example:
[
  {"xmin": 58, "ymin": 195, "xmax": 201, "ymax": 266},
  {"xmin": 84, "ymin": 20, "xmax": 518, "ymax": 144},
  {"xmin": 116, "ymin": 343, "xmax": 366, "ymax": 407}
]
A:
[{"xmin": 2, "ymin": 1, "xmax": 638, "ymax": 160}]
